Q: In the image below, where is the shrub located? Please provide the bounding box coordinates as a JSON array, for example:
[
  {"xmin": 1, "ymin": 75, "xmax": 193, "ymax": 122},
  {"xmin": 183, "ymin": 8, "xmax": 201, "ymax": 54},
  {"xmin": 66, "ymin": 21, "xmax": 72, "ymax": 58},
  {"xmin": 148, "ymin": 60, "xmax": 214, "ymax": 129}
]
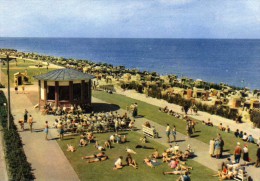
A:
[
  {"xmin": 0, "ymin": 91, "xmax": 34, "ymax": 180},
  {"xmin": 250, "ymin": 109, "xmax": 260, "ymax": 128}
]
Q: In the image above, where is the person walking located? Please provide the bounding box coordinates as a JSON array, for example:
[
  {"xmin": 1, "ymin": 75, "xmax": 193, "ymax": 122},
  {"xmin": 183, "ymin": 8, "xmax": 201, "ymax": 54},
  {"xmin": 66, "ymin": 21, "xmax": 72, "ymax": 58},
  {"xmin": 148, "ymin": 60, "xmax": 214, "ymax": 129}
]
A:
[
  {"xmin": 21, "ymin": 84, "xmax": 25, "ymax": 94},
  {"xmin": 234, "ymin": 142, "xmax": 242, "ymax": 163},
  {"xmin": 172, "ymin": 125, "xmax": 177, "ymax": 142},
  {"xmin": 28, "ymin": 115, "xmax": 33, "ymax": 133},
  {"xmin": 255, "ymin": 145, "xmax": 260, "ymax": 168},
  {"xmin": 44, "ymin": 121, "xmax": 49, "ymax": 140},
  {"xmin": 24, "ymin": 109, "xmax": 28, "ymax": 123},
  {"xmin": 166, "ymin": 124, "xmax": 171, "ymax": 143}
]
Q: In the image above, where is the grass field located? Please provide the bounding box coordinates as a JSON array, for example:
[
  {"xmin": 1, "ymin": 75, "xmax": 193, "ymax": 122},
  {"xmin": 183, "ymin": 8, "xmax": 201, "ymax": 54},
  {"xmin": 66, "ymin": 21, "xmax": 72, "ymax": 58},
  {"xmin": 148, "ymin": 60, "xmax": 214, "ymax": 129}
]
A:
[
  {"xmin": 92, "ymin": 90, "xmax": 258, "ymax": 161},
  {"xmin": 58, "ymin": 131, "xmax": 216, "ymax": 181},
  {"xmin": 0, "ymin": 58, "xmax": 57, "ymax": 85}
]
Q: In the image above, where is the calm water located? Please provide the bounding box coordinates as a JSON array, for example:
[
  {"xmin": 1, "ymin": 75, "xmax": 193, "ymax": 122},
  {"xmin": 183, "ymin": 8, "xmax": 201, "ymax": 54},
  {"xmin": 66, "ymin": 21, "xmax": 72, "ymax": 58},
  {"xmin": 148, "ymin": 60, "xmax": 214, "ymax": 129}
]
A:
[{"xmin": 0, "ymin": 38, "xmax": 260, "ymax": 89}]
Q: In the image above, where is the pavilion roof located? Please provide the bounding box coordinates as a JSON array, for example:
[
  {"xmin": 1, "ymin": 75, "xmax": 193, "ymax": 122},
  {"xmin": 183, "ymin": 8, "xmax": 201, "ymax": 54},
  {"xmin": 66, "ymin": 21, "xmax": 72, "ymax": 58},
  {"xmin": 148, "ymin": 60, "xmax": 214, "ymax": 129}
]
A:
[{"xmin": 34, "ymin": 68, "xmax": 95, "ymax": 81}]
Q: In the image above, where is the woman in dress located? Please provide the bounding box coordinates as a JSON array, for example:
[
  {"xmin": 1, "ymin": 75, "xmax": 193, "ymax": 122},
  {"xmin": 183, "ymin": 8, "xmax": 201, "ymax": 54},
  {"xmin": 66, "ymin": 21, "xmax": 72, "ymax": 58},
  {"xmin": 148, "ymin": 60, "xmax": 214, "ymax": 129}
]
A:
[
  {"xmin": 209, "ymin": 138, "xmax": 215, "ymax": 157},
  {"xmin": 44, "ymin": 121, "xmax": 49, "ymax": 140},
  {"xmin": 242, "ymin": 144, "xmax": 249, "ymax": 165}
]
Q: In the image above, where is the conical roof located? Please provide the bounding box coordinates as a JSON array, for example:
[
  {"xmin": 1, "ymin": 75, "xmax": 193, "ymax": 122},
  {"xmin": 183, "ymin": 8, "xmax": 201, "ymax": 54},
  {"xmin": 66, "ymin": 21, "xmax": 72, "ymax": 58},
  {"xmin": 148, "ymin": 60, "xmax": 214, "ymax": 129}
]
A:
[{"xmin": 34, "ymin": 68, "xmax": 95, "ymax": 81}]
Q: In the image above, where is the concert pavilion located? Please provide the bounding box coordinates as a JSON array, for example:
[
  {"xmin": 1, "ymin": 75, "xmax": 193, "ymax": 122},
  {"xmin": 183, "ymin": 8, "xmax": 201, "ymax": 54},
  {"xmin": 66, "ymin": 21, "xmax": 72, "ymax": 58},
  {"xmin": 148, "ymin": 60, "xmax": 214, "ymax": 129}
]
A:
[{"xmin": 34, "ymin": 68, "xmax": 94, "ymax": 109}]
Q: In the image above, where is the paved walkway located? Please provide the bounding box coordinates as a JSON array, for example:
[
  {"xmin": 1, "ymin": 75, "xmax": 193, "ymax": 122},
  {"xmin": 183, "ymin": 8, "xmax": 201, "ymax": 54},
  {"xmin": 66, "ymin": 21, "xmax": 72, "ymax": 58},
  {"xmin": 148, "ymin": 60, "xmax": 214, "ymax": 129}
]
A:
[{"xmin": 3, "ymin": 86, "xmax": 79, "ymax": 181}]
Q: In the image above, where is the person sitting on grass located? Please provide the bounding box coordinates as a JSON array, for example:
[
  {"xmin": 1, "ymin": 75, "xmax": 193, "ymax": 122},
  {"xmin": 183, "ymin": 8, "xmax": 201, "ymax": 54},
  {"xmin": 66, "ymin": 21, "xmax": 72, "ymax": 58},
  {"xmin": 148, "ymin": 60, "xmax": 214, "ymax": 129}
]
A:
[
  {"xmin": 87, "ymin": 132, "xmax": 95, "ymax": 143},
  {"xmin": 144, "ymin": 157, "xmax": 154, "ymax": 168},
  {"xmin": 104, "ymin": 140, "xmax": 111, "ymax": 149},
  {"xmin": 79, "ymin": 138, "xmax": 88, "ymax": 147},
  {"xmin": 151, "ymin": 149, "xmax": 161, "ymax": 159},
  {"xmin": 87, "ymin": 156, "xmax": 109, "ymax": 163},
  {"xmin": 162, "ymin": 150, "xmax": 171, "ymax": 163},
  {"xmin": 239, "ymin": 131, "xmax": 243, "ymax": 138},
  {"xmin": 67, "ymin": 144, "xmax": 76, "ymax": 152},
  {"xmin": 212, "ymin": 165, "xmax": 236, "ymax": 180},
  {"xmin": 82, "ymin": 152, "xmax": 106, "ymax": 160},
  {"xmin": 113, "ymin": 156, "xmax": 123, "ymax": 170},
  {"xmin": 163, "ymin": 170, "xmax": 190, "ymax": 176},
  {"xmin": 140, "ymin": 136, "xmax": 147, "ymax": 143},
  {"xmin": 126, "ymin": 148, "xmax": 137, "ymax": 154},
  {"xmin": 247, "ymin": 135, "xmax": 254, "ymax": 143},
  {"xmin": 125, "ymin": 154, "xmax": 138, "ymax": 169},
  {"xmin": 234, "ymin": 129, "xmax": 240, "ymax": 138},
  {"xmin": 226, "ymin": 125, "xmax": 230, "ymax": 133},
  {"xmin": 110, "ymin": 134, "xmax": 115, "ymax": 143},
  {"xmin": 95, "ymin": 141, "xmax": 105, "ymax": 151},
  {"xmin": 121, "ymin": 135, "xmax": 127, "ymax": 143},
  {"xmin": 242, "ymin": 133, "xmax": 248, "ymax": 141},
  {"xmin": 176, "ymin": 171, "xmax": 191, "ymax": 181}
]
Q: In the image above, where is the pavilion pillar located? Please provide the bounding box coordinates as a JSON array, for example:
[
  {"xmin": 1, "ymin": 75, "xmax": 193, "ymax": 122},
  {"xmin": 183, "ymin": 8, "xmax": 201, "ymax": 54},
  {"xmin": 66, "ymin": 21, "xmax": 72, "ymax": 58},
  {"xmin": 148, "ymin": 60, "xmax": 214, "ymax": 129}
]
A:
[
  {"xmin": 69, "ymin": 81, "xmax": 73, "ymax": 103},
  {"xmin": 81, "ymin": 80, "xmax": 85, "ymax": 104},
  {"xmin": 55, "ymin": 81, "xmax": 59, "ymax": 107},
  {"xmin": 89, "ymin": 80, "xmax": 92, "ymax": 105},
  {"xmin": 38, "ymin": 80, "xmax": 41, "ymax": 110},
  {"xmin": 44, "ymin": 81, "xmax": 47, "ymax": 105}
]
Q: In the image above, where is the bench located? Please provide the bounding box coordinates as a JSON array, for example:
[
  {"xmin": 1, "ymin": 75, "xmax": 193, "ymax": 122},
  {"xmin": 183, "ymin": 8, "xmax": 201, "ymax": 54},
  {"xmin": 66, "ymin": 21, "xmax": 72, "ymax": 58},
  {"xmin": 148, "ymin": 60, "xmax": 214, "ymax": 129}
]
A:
[
  {"xmin": 142, "ymin": 125, "xmax": 158, "ymax": 138},
  {"xmin": 234, "ymin": 168, "xmax": 248, "ymax": 181}
]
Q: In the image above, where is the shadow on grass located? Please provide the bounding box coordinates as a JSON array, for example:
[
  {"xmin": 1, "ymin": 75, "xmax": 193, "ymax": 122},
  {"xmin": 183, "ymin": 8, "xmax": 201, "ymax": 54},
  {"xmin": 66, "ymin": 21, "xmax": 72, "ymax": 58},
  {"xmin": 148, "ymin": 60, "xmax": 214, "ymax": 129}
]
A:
[
  {"xmin": 191, "ymin": 135, "xmax": 199, "ymax": 138},
  {"xmin": 223, "ymin": 149, "xmax": 230, "ymax": 152},
  {"xmin": 91, "ymin": 103, "xmax": 120, "ymax": 112}
]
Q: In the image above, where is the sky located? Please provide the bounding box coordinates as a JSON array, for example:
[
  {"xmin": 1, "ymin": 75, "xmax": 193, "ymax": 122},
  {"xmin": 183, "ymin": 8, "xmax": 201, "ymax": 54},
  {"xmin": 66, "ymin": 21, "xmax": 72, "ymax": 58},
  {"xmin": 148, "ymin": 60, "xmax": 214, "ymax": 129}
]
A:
[{"xmin": 0, "ymin": 0, "xmax": 260, "ymax": 38}]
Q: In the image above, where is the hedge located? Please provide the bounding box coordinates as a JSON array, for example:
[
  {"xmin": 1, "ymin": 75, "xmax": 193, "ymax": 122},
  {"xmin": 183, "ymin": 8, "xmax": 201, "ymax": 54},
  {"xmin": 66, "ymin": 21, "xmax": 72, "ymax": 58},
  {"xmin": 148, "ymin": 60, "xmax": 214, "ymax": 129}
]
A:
[{"xmin": 0, "ymin": 91, "xmax": 34, "ymax": 180}]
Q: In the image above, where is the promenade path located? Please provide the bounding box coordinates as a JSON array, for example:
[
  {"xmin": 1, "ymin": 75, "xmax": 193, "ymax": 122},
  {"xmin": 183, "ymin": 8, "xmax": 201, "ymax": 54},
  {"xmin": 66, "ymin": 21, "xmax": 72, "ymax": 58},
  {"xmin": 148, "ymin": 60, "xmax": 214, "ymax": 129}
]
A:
[
  {"xmin": 92, "ymin": 95, "xmax": 260, "ymax": 180},
  {"xmin": 2, "ymin": 86, "xmax": 79, "ymax": 181}
]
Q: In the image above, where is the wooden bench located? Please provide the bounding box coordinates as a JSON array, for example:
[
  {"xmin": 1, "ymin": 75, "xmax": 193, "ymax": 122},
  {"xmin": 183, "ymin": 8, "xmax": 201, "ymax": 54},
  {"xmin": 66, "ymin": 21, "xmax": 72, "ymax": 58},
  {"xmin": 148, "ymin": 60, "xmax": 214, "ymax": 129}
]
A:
[
  {"xmin": 142, "ymin": 125, "xmax": 158, "ymax": 138},
  {"xmin": 234, "ymin": 168, "xmax": 248, "ymax": 181}
]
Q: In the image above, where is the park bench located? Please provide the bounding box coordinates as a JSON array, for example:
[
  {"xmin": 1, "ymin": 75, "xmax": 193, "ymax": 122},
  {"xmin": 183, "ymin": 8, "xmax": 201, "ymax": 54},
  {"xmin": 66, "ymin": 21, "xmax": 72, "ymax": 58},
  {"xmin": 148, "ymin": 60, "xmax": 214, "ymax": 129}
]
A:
[
  {"xmin": 142, "ymin": 125, "xmax": 158, "ymax": 138},
  {"xmin": 234, "ymin": 168, "xmax": 248, "ymax": 181}
]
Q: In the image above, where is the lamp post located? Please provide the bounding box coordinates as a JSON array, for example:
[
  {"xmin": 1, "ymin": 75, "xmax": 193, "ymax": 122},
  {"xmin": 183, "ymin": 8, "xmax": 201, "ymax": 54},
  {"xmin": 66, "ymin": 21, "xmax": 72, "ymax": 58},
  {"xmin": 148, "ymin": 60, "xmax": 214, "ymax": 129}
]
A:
[{"xmin": 0, "ymin": 53, "xmax": 16, "ymax": 130}]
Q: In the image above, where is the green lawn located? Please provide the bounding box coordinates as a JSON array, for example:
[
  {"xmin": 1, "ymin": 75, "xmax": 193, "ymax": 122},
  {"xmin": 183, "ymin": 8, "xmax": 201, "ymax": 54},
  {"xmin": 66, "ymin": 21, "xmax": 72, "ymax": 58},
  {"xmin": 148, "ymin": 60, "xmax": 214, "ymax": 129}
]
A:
[
  {"xmin": 1, "ymin": 58, "xmax": 57, "ymax": 85},
  {"xmin": 58, "ymin": 131, "xmax": 216, "ymax": 181},
  {"xmin": 93, "ymin": 90, "xmax": 258, "ymax": 161}
]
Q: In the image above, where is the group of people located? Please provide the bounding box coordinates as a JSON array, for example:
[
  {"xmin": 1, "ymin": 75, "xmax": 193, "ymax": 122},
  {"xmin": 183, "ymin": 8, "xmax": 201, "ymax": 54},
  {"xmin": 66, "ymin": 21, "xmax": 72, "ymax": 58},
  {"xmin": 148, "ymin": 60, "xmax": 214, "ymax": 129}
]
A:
[
  {"xmin": 51, "ymin": 111, "xmax": 135, "ymax": 136},
  {"xmin": 159, "ymin": 106, "xmax": 184, "ymax": 119},
  {"xmin": 209, "ymin": 134, "xmax": 225, "ymax": 159},
  {"xmin": 14, "ymin": 84, "xmax": 25, "ymax": 94},
  {"xmin": 234, "ymin": 129, "xmax": 255, "ymax": 143},
  {"xmin": 18, "ymin": 109, "xmax": 34, "ymax": 132}
]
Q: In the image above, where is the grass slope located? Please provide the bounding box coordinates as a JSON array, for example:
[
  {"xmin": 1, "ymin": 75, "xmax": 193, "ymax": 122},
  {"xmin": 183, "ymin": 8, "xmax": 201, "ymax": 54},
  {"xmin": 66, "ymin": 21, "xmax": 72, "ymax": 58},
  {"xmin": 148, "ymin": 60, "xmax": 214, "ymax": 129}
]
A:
[
  {"xmin": 58, "ymin": 132, "xmax": 216, "ymax": 181},
  {"xmin": 93, "ymin": 90, "xmax": 258, "ymax": 161}
]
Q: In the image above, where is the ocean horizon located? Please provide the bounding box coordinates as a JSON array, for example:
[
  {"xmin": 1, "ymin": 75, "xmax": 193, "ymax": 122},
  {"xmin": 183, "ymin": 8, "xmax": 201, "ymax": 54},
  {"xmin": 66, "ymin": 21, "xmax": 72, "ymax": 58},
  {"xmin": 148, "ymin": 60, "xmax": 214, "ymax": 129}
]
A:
[{"xmin": 0, "ymin": 37, "xmax": 260, "ymax": 89}]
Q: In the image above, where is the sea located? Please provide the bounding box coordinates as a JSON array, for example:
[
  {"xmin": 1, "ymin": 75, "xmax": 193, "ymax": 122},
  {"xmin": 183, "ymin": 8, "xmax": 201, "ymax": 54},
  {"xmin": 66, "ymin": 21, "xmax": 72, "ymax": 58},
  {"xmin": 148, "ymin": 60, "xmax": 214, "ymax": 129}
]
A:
[{"xmin": 0, "ymin": 38, "xmax": 260, "ymax": 90}]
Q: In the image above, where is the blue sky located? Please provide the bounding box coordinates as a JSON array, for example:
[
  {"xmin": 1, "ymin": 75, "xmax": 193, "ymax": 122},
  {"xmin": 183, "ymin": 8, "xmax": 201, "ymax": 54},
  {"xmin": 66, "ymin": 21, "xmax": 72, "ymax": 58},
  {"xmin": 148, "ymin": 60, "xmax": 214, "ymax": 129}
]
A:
[{"xmin": 0, "ymin": 0, "xmax": 260, "ymax": 38}]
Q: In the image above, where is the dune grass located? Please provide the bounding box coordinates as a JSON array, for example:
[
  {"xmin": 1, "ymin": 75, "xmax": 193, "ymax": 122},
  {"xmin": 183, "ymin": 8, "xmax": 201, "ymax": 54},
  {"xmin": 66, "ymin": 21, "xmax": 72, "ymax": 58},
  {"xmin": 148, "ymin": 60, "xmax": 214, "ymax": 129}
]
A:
[
  {"xmin": 92, "ymin": 90, "xmax": 258, "ymax": 161},
  {"xmin": 57, "ymin": 131, "xmax": 216, "ymax": 181}
]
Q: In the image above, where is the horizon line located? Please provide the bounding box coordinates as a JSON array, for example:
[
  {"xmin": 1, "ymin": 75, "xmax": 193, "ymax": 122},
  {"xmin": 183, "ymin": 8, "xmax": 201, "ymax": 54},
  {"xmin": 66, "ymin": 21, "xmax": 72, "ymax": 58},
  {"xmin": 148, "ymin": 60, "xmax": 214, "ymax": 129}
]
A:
[{"xmin": 0, "ymin": 37, "xmax": 260, "ymax": 40}]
